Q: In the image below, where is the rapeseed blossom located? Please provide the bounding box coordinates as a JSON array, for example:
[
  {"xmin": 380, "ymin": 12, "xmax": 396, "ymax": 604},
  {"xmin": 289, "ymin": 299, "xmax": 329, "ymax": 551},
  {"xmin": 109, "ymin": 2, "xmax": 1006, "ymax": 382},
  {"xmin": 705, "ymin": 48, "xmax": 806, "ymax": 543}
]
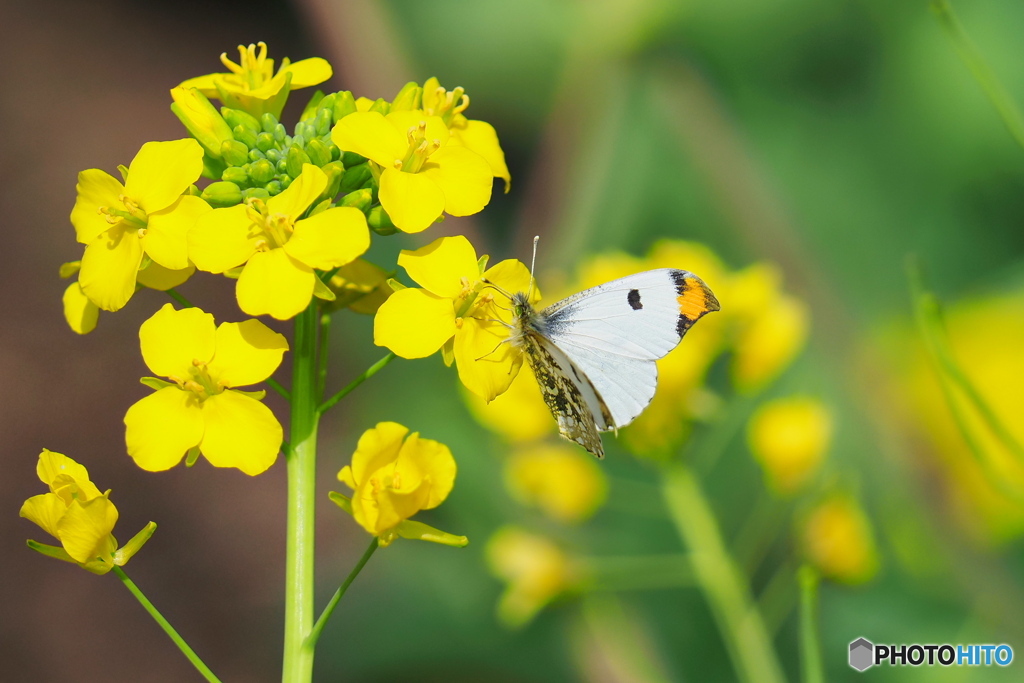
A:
[{"xmin": 747, "ymin": 397, "xmax": 832, "ymax": 495}]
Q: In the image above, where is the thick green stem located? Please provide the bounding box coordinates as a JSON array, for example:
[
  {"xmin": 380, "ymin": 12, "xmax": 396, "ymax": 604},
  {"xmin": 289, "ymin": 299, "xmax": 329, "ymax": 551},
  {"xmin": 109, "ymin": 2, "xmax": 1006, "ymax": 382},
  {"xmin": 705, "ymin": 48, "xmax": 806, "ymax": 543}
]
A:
[
  {"xmin": 799, "ymin": 566, "xmax": 824, "ymax": 683},
  {"xmin": 282, "ymin": 305, "xmax": 320, "ymax": 683},
  {"xmin": 113, "ymin": 566, "xmax": 221, "ymax": 683},
  {"xmin": 661, "ymin": 464, "xmax": 786, "ymax": 683},
  {"xmin": 304, "ymin": 537, "xmax": 379, "ymax": 654}
]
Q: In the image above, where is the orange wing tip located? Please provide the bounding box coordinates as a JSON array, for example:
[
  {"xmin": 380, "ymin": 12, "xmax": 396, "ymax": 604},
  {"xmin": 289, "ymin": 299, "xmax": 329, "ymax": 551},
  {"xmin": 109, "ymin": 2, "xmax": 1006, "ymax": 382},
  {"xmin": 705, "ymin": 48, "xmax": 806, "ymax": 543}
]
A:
[{"xmin": 673, "ymin": 272, "xmax": 720, "ymax": 337}]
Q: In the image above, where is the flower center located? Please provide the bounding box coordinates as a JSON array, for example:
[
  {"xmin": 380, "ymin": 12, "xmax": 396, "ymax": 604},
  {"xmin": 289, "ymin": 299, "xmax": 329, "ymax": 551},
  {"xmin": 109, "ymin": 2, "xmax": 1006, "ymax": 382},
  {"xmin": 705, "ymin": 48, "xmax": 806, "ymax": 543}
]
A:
[
  {"xmin": 181, "ymin": 359, "xmax": 221, "ymax": 400},
  {"xmin": 97, "ymin": 194, "xmax": 148, "ymax": 234},
  {"xmin": 424, "ymin": 85, "xmax": 470, "ymax": 126},
  {"xmin": 246, "ymin": 198, "xmax": 294, "ymax": 250},
  {"xmin": 220, "ymin": 41, "xmax": 274, "ymax": 91},
  {"xmin": 394, "ymin": 121, "xmax": 441, "ymax": 174}
]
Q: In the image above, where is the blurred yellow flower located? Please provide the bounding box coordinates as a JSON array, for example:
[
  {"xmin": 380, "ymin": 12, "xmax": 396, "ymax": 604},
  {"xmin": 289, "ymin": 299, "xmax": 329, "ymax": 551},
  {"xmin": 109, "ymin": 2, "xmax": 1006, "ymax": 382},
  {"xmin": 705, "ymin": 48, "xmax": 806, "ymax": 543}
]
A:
[
  {"xmin": 486, "ymin": 527, "xmax": 577, "ymax": 627},
  {"xmin": 179, "ymin": 42, "xmax": 332, "ymax": 118},
  {"xmin": 332, "ymin": 111, "xmax": 493, "ymax": 233},
  {"xmin": 462, "ymin": 363, "xmax": 553, "ymax": 442},
  {"xmin": 504, "ymin": 445, "xmax": 608, "ymax": 523},
  {"xmin": 70, "ymin": 139, "xmax": 209, "ymax": 311},
  {"xmin": 747, "ymin": 397, "xmax": 832, "ymax": 495},
  {"xmin": 20, "ymin": 450, "xmax": 155, "ymax": 574},
  {"xmin": 800, "ymin": 495, "xmax": 879, "ymax": 585},
  {"xmin": 124, "ymin": 304, "xmax": 287, "ymax": 475},
  {"xmin": 189, "ymin": 164, "xmax": 370, "ymax": 320},
  {"xmin": 326, "ymin": 258, "xmax": 392, "ymax": 315},
  {"xmin": 374, "ymin": 235, "xmax": 538, "ymax": 401},
  {"xmin": 335, "ymin": 422, "xmax": 461, "ymax": 547}
]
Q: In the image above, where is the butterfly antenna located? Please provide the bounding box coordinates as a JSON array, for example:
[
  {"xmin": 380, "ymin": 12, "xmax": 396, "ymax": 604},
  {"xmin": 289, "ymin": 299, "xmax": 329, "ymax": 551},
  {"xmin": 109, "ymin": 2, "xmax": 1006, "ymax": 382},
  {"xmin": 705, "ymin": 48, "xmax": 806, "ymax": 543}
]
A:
[{"xmin": 527, "ymin": 235, "xmax": 540, "ymax": 301}]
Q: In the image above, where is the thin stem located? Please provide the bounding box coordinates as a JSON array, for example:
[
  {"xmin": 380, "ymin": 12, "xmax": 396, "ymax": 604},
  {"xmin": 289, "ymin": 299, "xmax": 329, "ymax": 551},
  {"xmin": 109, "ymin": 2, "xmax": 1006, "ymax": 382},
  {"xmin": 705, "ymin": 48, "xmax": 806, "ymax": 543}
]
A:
[
  {"xmin": 304, "ymin": 537, "xmax": 379, "ymax": 654},
  {"xmin": 282, "ymin": 305, "xmax": 320, "ymax": 683},
  {"xmin": 931, "ymin": 0, "xmax": 1024, "ymax": 152},
  {"xmin": 165, "ymin": 288, "xmax": 194, "ymax": 308},
  {"xmin": 266, "ymin": 377, "xmax": 291, "ymax": 401},
  {"xmin": 799, "ymin": 566, "xmax": 824, "ymax": 683},
  {"xmin": 113, "ymin": 566, "xmax": 221, "ymax": 683},
  {"xmin": 318, "ymin": 352, "xmax": 396, "ymax": 415},
  {"xmin": 316, "ymin": 312, "xmax": 331, "ymax": 401},
  {"xmin": 661, "ymin": 464, "xmax": 785, "ymax": 683}
]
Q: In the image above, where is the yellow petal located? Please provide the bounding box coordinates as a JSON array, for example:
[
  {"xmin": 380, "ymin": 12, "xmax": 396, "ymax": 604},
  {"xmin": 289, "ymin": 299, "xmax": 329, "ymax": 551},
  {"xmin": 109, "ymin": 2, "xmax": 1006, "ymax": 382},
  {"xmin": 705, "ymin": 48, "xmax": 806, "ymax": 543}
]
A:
[
  {"xmin": 331, "ymin": 112, "xmax": 405, "ymax": 167},
  {"xmin": 79, "ymin": 225, "xmax": 144, "ymax": 312},
  {"xmin": 399, "ymin": 434, "xmax": 455, "ymax": 509},
  {"xmin": 280, "ymin": 57, "xmax": 333, "ymax": 88},
  {"xmin": 348, "ymin": 422, "xmax": 410, "ymax": 487},
  {"xmin": 20, "ymin": 493, "xmax": 67, "ymax": 539},
  {"xmin": 124, "ymin": 139, "xmax": 204, "ymax": 214},
  {"xmin": 125, "ymin": 387, "xmax": 204, "ymax": 471},
  {"xmin": 71, "ymin": 169, "xmax": 125, "ymax": 244},
  {"xmin": 236, "ymin": 248, "xmax": 315, "ymax": 320},
  {"xmin": 178, "ymin": 73, "xmax": 220, "ymax": 97},
  {"xmin": 386, "ymin": 111, "xmax": 449, "ymax": 147},
  {"xmin": 267, "ymin": 164, "xmax": 327, "ymax": 221},
  {"xmin": 420, "ymin": 146, "xmax": 493, "ymax": 217},
  {"xmin": 189, "ymin": 205, "xmax": 259, "ymax": 273},
  {"xmin": 200, "ymin": 390, "xmax": 281, "ymax": 475},
  {"xmin": 379, "ymin": 168, "xmax": 445, "ymax": 233},
  {"xmin": 143, "ymin": 195, "xmax": 212, "ymax": 271},
  {"xmin": 285, "ymin": 206, "xmax": 370, "ymax": 270},
  {"xmin": 137, "ymin": 262, "xmax": 195, "ymax": 291},
  {"xmin": 63, "ymin": 282, "xmax": 99, "ymax": 335},
  {"xmin": 483, "ymin": 258, "xmax": 535, "ymax": 303},
  {"xmin": 453, "ymin": 118, "xmax": 510, "ymax": 191},
  {"xmin": 139, "ymin": 304, "xmax": 216, "ymax": 379},
  {"xmin": 57, "ymin": 497, "xmax": 118, "ymax": 564},
  {"xmin": 373, "ymin": 288, "xmax": 455, "ymax": 358},
  {"xmin": 37, "ymin": 449, "xmax": 91, "ymax": 488},
  {"xmin": 208, "ymin": 320, "xmax": 288, "ymax": 388},
  {"xmin": 454, "ymin": 317, "xmax": 522, "ymax": 401},
  {"xmin": 398, "ymin": 235, "xmax": 479, "ymax": 299}
]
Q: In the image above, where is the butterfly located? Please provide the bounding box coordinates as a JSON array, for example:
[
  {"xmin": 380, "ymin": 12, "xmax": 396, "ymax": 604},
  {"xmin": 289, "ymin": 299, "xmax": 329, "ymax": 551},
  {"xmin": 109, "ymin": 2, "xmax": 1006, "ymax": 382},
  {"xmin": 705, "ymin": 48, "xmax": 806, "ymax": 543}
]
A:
[{"xmin": 505, "ymin": 265, "xmax": 720, "ymax": 458}]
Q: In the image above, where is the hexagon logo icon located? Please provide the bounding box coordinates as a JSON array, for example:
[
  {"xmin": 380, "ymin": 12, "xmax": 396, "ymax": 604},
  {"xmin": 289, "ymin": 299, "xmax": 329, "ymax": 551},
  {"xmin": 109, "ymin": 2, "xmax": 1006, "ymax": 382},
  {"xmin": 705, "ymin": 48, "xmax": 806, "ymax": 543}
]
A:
[{"xmin": 849, "ymin": 637, "xmax": 874, "ymax": 671}]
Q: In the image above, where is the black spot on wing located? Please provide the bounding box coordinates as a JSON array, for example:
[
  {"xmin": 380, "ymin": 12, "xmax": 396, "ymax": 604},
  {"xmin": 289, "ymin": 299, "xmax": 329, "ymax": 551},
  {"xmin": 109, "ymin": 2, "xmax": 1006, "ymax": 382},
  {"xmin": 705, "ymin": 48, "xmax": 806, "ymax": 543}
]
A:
[{"xmin": 627, "ymin": 289, "xmax": 642, "ymax": 310}]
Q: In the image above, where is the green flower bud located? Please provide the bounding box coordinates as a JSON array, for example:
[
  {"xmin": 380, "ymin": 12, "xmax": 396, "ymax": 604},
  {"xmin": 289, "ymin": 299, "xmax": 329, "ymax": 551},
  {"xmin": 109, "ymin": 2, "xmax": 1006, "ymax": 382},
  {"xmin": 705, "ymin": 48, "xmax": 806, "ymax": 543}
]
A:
[
  {"xmin": 333, "ymin": 91, "xmax": 357, "ymax": 122},
  {"xmin": 292, "ymin": 133, "xmax": 306, "ymax": 149},
  {"xmin": 260, "ymin": 112, "xmax": 279, "ymax": 134},
  {"xmin": 248, "ymin": 149, "xmax": 266, "ymax": 161},
  {"xmin": 300, "ymin": 90, "xmax": 325, "ymax": 121},
  {"xmin": 280, "ymin": 174, "xmax": 293, "ymax": 189},
  {"xmin": 308, "ymin": 198, "xmax": 333, "ymax": 218},
  {"xmin": 390, "ymin": 82, "xmax": 423, "ymax": 112},
  {"xmin": 265, "ymin": 180, "xmax": 283, "ymax": 196},
  {"xmin": 170, "ymin": 87, "xmax": 234, "ymax": 159},
  {"xmin": 221, "ymin": 166, "xmax": 250, "ymax": 187},
  {"xmin": 265, "ymin": 148, "xmax": 282, "ymax": 163},
  {"xmin": 329, "ymin": 142, "xmax": 341, "ymax": 161},
  {"xmin": 367, "ymin": 98, "xmax": 390, "ymax": 115},
  {"xmin": 256, "ymin": 132, "xmax": 276, "ymax": 152},
  {"xmin": 340, "ymin": 163, "xmax": 372, "ymax": 193},
  {"xmin": 201, "ymin": 181, "xmax": 244, "ymax": 207},
  {"xmin": 221, "ymin": 107, "xmax": 261, "ymax": 133},
  {"xmin": 250, "ymin": 159, "xmax": 276, "ymax": 185},
  {"xmin": 274, "ymin": 123, "xmax": 287, "ymax": 143},
  {"xmin": 233, "ymin": 125, "xmax": 257, "ymax": 150},
  {"xmin": 306, "ymin": 139, "xmax": 331, "ymax": 167},
  {"xmin": 314, "ymin": 109, "xmax": 333, "ymax": 137},
  {"xmin": 286, "ymin": 146, "xmax": 312, "ymax": 178},
  {"xmin": 187, "ymin": 184, "xmax": 202, "ymax": 197},
  {"xmin": 242, "ymin": 187, "xmax": 271, "ymax": 201},
  {"xmin": 221, "ymin": 140, "xmax": 250, "ymax": 167},
  {"xmin": 340, "ymin": 188, "xmax": 372, "ymax": 212},
  {"xmin": 318, "ymin": 92, "xmax": 337, "ymax": 113},
  {"xmin": 277, "ymin": 159, "xmax": 288, "ymax": 173},
  {"xmin": 368, "ymin": 205, "xmax": 398, "ymax": 235},
  {"xmin": 342, "ymin": 151, "xmax": 367, "ymax": 167},
  {"xmin": 320, "ymin": 161, "xmax": 345, "ymax": 198}
]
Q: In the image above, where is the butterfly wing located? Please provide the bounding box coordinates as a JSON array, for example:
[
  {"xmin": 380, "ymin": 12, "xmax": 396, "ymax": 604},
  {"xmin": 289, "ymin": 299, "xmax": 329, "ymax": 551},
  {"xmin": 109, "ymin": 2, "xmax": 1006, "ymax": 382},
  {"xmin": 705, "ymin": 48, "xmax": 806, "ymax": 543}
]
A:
[{"xmin": 537, "ymin": 269, "xmax": 719, "ymax": 429}]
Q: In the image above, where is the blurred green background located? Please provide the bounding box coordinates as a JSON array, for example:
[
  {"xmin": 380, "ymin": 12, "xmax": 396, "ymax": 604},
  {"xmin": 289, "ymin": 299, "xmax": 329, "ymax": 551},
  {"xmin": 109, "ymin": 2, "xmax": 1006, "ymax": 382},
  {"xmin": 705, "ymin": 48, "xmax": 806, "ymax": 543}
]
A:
[{"xmin": 4, "ymin": 0, "xmax": 1024, "ymax": 681}]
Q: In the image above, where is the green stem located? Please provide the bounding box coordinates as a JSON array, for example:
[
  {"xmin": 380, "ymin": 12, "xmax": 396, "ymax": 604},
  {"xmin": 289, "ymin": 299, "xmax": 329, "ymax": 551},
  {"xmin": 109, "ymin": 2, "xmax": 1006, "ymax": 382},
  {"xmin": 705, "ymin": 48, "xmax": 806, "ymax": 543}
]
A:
[
  {"xmin": 113, "ymin": 566, "xmax": 221, "ymax": 683},
  {"xmin": 316, "ymin": 312, "xmax": 331, "ymax": 401},
  {"xmin": 304, "ymin": 537, "xmax": 379, "ymax": 654},
  {"xmin": 282, "ymin": 305, "xmax": 320, "ymax": 683},
  {"xmin": 798, "ymin": 566, "xmax": 824, "ymax": 683},
  {"xmin": 931, "ymin": 0, "xmax": 1024, "ymax": 152},
  {"xmin": 318, "ymin": 352, "xmax": 396, "ymax": 415},
  {"xmin": 165, "ymin": 288, "xmax": 194, "ymax": 308},
  {"xmin": 266, "ymin": 377, "xmax": 291, "ymax": 401},
  {"xmin": 661, "ymin": 464, "xmax": 785, "ymax": 683}
]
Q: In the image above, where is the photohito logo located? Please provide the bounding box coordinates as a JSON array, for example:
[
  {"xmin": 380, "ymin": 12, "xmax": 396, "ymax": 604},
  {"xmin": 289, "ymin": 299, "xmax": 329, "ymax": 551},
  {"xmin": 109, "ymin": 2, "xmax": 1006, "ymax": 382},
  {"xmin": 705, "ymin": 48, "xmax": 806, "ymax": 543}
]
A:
[{"xmin": 848, "ymin": 638, "xmax": 1013, "ymax": 671}]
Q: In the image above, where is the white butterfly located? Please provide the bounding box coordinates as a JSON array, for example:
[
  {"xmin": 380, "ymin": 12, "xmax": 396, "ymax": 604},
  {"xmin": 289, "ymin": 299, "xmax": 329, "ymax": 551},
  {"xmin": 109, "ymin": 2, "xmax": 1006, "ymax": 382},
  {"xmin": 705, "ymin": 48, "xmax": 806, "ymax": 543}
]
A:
[{"xmin": 506, "ymin": 267, "xmax": 719, "ymax": 458}]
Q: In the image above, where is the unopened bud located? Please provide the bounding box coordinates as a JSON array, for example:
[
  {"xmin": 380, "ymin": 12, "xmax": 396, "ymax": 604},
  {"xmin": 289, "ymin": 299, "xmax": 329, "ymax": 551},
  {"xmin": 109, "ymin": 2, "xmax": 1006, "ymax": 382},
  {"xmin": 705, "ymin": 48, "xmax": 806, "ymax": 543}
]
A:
[
  {"xmin": 221, "ymin": 166, "xmax": 250, "ymax": 187},
  {"xmin": 340, "ymin": 188, "xmax": 372, "ymax": 212},
  {"xmin": 340, "ymin": 163, "xmax": 372, "ymax": 193},
  {"xmin": 286, "ymin": 146, "xmax": 312, "ymax": 178},
  {"xmin": 233, "ymin": 125, "xmax": 257, "ymax": 149},
  {"xmin": 248, "ymin": 149, "xmax": 266, "ymax": 162},
  {"xmin": 342, "ymin": 151, "xmax": 367, "ymax": 167},
  {"xmin": 390, "ymin": 82, "xmax": 423, "ymax": 112},
  {"xmin": 259, "ymin": 112, "xmax": 279, "ymax": 134},
  {"xmin": 249, "ymin": 159, "xmax": 276, "ymax": 185},
  {"xmin": 300, "ymin": 90, "xmax": 325, "ymax": 121},
  {"xmin": 368, "ymin": 98, "xmax": 390, "ymax": 115},
  {"xmin": 201, "ymin": 181, "xmax": 244, "ymax": 207},
  {"xmin": 306, "ymin": 139, "xmax": 331, "ymax": 167},
  {"xmin": 170, "ymin": 87, "xmax": 234, "ymax": 159},
  {"xmin": 333, "ymin": 91, "xmax": 357, "ymax": 122},
  {"xmin": 320, "ymin": 161, "xmax": 345, "ymax": 198},
  {"xmin": 221, "ymin": 140, "xmax": 250, "ymax": 166},
  {"xmin": 242, "ymin": 187, "xmax": 271, "ymax": 201},
  {"xmin": 222, "ymin": 107, "xmax": 260, "ymax": 133},
  {"xmin": 265, "ymin": 180, "xmax": 283, "ymax": 196},
  {"xmin": 368, "ymin": 205, "xmax": 398, "ymax": 235},
  {"xmin": 313, "ymin": 108, "xmax": 333, "ymax": 137},
  {"xmin": 256, "ymin": 132, "xmax": 276, "ymax": 152}
]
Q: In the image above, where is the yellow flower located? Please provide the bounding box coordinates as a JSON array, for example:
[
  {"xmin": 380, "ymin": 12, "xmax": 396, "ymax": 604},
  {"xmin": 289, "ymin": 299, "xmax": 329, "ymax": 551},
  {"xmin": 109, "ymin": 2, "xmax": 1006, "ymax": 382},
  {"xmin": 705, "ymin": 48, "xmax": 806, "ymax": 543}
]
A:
[
  {"xmin": 334, "ymin": 422, "xmax": 462, "ymax": 547},
  {"xmin": 462, "ymin": 363, "xmax": 554, "ymax": 442},
  {"xmin": 179, "ymin": 42, "xmax": 332, "ymax": 118},
  {"xmin": 504, "ymin": 445, "xmax": 607, "ymax": 523},
  {"xmin": 124, "ymin": 304, "xmax": 288, "ymax": 475},
  {"xmin": 800, "ymin": 495, "xmax": 879, "ymax": 585},
  {"xmin": 70, "ymin": 139, "xmax": 210, "ymax": 312},
  {"xmin": 421, "ymin": 77, "xmax": 511, "ymax": 192},
  {"xmin": 325, "ymin": 258, "xmax": 393, "ymax": 315},
  {"xmin": 189, "ymin": 164, "xmax": 371, "ymax": 320},
  {"xmin": 331, "ymin": 111, "xmax": 493, "ymax": 233},
  {"xmin": 747, "ymin": 397, "xmax": 832, "ymax": 495},
  {"xmin": 373, "ymin": 235, "xmax": 537, "ymax": 401},
  {"xmin": 20, "ymin": 449, "xmax": 155, "ymax": 574},
  {"xmin": 486, "ymin": 527, "xmax": 577, "ymax": 627}
]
